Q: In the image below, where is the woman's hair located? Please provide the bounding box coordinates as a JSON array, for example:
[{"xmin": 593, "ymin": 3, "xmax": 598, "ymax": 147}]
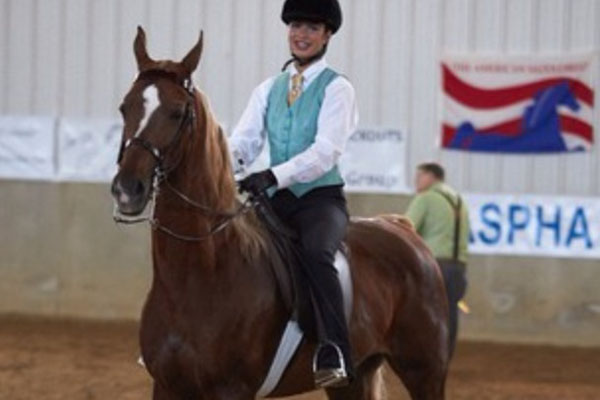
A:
[{"xmin": 418, "ymin": 162, "xmax": 445, "ymax": 181}]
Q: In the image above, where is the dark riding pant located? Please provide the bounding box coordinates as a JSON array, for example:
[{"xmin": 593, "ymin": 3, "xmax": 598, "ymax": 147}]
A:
[
  {"xmin": 270, "ymin": 185, "xmax": 352, "ymax": 370},
  {"xmin": 437, "ymin": 259, "xmax": 468, "ymax": 359}
]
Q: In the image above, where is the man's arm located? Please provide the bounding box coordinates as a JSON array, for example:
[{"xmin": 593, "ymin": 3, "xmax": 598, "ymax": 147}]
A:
[{"xmin": 406, "ymin": 194, "xmax": 428, "ymax": 234}]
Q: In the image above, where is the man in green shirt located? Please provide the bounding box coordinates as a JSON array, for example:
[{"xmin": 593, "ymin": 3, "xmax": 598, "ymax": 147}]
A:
[{"xmin": 406, "ymin": 162, "xmax": 469, "ymax": 358}]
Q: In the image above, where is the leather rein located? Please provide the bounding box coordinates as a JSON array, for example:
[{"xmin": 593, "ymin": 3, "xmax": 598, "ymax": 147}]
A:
[{"xmin": 113, "ymin": 71, "xmax": 253, "ymax": 241}]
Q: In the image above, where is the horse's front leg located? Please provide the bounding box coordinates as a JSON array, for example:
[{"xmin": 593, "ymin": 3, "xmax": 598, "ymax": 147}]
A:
[
  {"xmin": 152, "ymin": 382, "xmax": 168, "ymax": 400},
  {"xmin": 152, "ymin": 381, "xmax": 256, "ymax": 400},
  {"xmin": 151, "ymin": 382, "xmax": 196, "ymax": 400}
]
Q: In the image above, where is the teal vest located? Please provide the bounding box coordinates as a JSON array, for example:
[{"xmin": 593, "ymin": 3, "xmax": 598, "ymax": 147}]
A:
[{"xmin": 266, "ymin": 68, "xmax": 344, "ymax": 197}]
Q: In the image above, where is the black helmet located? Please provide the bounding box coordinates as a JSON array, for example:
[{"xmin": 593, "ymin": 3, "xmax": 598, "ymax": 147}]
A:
[{"xmin": 281, "ymin": 0, "xmax": 343, "ymax": 34}]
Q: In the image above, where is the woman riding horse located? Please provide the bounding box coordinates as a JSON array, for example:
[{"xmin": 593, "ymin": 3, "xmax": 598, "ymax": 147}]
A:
[
  {"xmin": 111, "ymin": 4, "xmax": 449, "ymax": 399},
  {"xmin": 230, "ymin": 0, "xmax": 356, "ymax": 388}
]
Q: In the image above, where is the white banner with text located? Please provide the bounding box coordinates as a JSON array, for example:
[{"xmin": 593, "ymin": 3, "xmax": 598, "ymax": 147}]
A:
[
  {"xmin": 466, "ymin": 194, "xmax": 600, "ymax": 259},
  {"xmin": 0, "ymin": 116, "xmax": 56, "ymax": 181},
  {"xmin": 339, "ymin": 128, "xmax": 408, "ymax": 194},
  {"xmin": 57, "ymin": 118, "xmax": 122, "ymax": 182},
  {"xmin": 0, "ymin": 117, "xmax": 410, "ymax": 193}
]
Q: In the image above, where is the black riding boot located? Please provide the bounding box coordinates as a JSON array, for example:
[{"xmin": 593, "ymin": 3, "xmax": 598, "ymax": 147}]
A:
[{"xmin": 309, "ymin": 264, "xmax": 353, "ymax": 387}]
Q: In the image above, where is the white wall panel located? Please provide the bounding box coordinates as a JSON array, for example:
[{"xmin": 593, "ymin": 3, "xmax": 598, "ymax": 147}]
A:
[
  {"xmin": 0, "ymin": 1, "xmax": 8, "ymax": 113},
  {"xmin": 201, "ymin": 0, "xmax": 234, "ymax": 125},
  {"xmin": 89, "ymin": 0, "xmax": 118, "ymax": 117},
  {"xmin": 34, "ymin": 0, "xmax": 61, "ymax": 115},
  {"xmin": 7, "ymin": 0, "xmax": 35, "ymax": 114},
  {"xmin": 230, "ymin": 0, "xmax": 264, "ymax": 123},
  {"xmin": 61, "ymin": 0, "xmax": 89, "ymax": 116},
  {"xmin": 1, "ymin": 0, "xmax": 599, "ymax": 195}
]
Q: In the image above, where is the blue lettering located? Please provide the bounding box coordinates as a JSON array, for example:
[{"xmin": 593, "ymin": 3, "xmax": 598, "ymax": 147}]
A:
[
  {"xmin": 478, "ymin": 203, "xmax": 502, "ymax": 245},
  {"xmin": 535, "ymin": 205, "xmax": 561, "ymax": 247},
  {"xmin": 566, "ymin": 207, "xmax": 593, "ymax": 249},
  {"xmin": 508, "ymin": 204, "xmax": 530, "ymax": 244}
]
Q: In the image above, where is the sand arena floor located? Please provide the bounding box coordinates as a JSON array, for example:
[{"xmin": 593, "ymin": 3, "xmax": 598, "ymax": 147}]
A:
[{"xmin": 1, "ymin": 315, "xmax": 599, "ymax": 400}]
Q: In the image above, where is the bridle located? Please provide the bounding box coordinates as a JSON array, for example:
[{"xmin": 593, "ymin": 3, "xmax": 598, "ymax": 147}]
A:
[
  {"xmin": 116, "ymin": 70, "xmax": 196, "ymax": 170},
  {"xmin": 113, "ymin": 71, "xmax": 253, "ymax": 241}
]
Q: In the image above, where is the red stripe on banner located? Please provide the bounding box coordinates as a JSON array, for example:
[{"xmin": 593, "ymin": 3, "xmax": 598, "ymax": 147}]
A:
[
  {"xmin": 442, "ymin": 115, "xmax": 593, "ymax": 147},
  {"xmin": 442, "ymin": 64, "xmax": 595, "ymax": 109},
  {"xmin": 560, "ymin": 115, "xmax": 594, "ymax": 143}
]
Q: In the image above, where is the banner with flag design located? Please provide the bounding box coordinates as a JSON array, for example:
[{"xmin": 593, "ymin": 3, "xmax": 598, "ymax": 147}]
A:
[{"xmin": 441, "ymin": 53, "xmax": 596, "ymax": 153}]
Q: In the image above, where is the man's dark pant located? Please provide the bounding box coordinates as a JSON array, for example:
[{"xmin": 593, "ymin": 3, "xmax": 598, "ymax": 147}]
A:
[
  {"xmin": 270, "ymin": 185, "xmax": 351, "ymax": 369},
  {"xmin": 437, "ymin": 259, "xmax": 468, "ymax": 358}
]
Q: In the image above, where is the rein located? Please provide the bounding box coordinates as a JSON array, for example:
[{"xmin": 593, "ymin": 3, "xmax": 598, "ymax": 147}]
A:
[
  {"xmin": 113, "ymin": 169, "xmax": 255, "ymax": 242},
  {"xmin": 114, "ymin": 72, "xmax": 253, "ymax": 242}
]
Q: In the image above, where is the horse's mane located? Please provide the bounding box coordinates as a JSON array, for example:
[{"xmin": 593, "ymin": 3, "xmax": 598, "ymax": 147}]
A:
[{"xmin": 192, "ymin": 89, "xmax": 267, "ymax": 259}]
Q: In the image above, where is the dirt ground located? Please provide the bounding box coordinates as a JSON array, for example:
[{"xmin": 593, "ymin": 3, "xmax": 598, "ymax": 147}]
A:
[{"xmin": 1, "ymin": 316, "xmax": 599, "ymax": 400}]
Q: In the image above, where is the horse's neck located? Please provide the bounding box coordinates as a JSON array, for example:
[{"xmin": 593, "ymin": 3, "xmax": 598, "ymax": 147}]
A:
[
  {"xmin": 151, "ymin": 90, "xmax": 242, "ymax": 280},
  {"xmin": 165, "ymin": 90, "xmax": 238, "ymax": 217},
  {"xmin": 148, "ymin": 90, "xmax": 274, "ymax": 320}
]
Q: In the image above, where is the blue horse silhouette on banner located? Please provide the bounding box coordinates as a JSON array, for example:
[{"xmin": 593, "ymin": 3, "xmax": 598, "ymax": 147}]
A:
[{"xmin": 449, "ymin": 82, "xmax": 582, "ymax": 153}]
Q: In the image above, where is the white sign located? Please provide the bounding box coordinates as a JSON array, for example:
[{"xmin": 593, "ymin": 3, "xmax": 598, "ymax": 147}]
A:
[
  {"xmin": 57, "ymin": 118, "xmax": 122, "ymax": 182},
  {"xmin": 466, "ymin": 194, "xmax": 600, "ymax": 259},
  {"xmin": 340, "ymin": 128, "xmax": 408, "ymax": 194},
  {"xmin": 0, "ymin": 116, "xmax": 56, "ymax": 180}
]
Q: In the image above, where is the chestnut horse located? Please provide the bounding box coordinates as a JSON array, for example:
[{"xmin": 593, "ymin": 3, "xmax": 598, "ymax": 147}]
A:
[{"xmin": 111, "ymin": 27, "xmax": 449, "ymax": 400}]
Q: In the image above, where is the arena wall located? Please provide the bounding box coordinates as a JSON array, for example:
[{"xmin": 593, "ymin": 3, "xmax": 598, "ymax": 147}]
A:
[
  {"xmin": 1, "ymin": 0, "xmax": 599, "ymax": 346},
  {"xmin": 1, "ymin": 181, "xmax": 599, "ymax": 347}
]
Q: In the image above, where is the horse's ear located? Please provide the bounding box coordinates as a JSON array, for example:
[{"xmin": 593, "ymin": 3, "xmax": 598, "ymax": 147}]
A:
[
  {"xmin": 181, "ymin": 30, "xmax": 204, "ymax": 75},
  {"xmin": 134, "ymin": 26, "xmax": 153, "ymax": 70}
]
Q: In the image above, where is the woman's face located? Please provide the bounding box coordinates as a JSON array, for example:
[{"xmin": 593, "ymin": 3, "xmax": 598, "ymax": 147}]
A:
[{"xmin": 288, "ymin": 21, "xmax": 331, "ymax": 61}]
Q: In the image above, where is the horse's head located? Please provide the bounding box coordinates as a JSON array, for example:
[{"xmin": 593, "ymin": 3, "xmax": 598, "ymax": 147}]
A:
[
  {"xmin": 526, "ymin": 82, "xmax": 581, "ymax": 130},
  {"xmin": 557, "ymin": 82, "xmax": 581, "ymax": 113},
  {"xmin": 111, "ymin": 26, "xmax": 203, "ymax": 216}
]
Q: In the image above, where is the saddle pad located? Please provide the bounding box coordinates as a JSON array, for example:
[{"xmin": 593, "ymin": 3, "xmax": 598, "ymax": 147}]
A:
[{"xmin": 256, "ymin": 250, "xmax": 352, "ymax": 398}]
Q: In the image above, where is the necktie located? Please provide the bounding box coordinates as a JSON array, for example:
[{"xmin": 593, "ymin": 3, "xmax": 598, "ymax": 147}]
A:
[{"xmin": 288, "ymin": 73, "xmax": 304, "ymax": 106}]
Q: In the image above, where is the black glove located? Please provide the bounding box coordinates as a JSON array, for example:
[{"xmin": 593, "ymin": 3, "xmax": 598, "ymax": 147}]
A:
[{"xmin": 239, "ymin": 169, "xmax": 277, "ymax": 196}]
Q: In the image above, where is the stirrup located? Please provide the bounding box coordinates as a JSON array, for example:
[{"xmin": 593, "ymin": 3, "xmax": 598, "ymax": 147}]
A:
[{"xmin": 312, "ymin": 341, "xmax": 349, "ymax": 389}]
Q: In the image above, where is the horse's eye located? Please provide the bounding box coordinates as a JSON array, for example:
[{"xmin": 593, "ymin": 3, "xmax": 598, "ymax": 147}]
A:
[{"xmin": 170, "ymin": 109, "xmax": 184, "ymax": 120}]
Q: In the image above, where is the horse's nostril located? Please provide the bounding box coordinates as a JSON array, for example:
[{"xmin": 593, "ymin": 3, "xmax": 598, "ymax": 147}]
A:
[
  {"xmin": 111, "ymin": 180, "xmax": 121, "ymax": 197},
  {"xmin": 121, "ymin": 176, "xmax": 146, "ymax": 197},
  {"xmin": 133, "ymin": 180, "xmax": 145, "ymax": 196},
  {"xmin": 113, "ymin": 175, "xmax": 146, "ymax": 203}
]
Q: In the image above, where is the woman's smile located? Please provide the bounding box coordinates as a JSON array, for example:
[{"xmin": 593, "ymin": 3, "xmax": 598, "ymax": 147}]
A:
[
  {"xmin": 288, "ymin": 21, "xmax": 331, "ymax": 61},
  {"xmin": 293, "ymin": 40, "xmax": 311, "ymax": 51}
]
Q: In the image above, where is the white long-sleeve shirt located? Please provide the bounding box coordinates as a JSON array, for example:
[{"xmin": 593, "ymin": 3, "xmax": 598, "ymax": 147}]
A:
[{"xmin": 228, "ymin": 59, "xmax": 359, "ymax": 189}]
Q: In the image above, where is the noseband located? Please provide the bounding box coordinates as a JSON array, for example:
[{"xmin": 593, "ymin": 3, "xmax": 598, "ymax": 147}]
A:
[{"xmin": 114, "ymin": 71, "xmax": 253, "ymax": 241}]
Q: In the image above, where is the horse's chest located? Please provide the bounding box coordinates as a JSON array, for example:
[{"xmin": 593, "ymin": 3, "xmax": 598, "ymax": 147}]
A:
[{"xmin": 144, "ymin": 331, "xmax": 196, "ymax": 381}]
